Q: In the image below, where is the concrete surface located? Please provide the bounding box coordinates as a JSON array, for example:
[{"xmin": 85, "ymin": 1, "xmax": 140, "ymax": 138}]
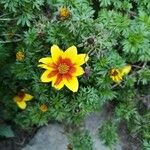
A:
[
  {"xmin": 85, "ymin": 112, "xmax": 121, "ymax": 150},
  {"xmin": 23, "ymin": 111, "xmax": 121, "ymax": 150},
  {"xmin": 23, "ymin": 123, "xmax": 68, "ymax": 150}
]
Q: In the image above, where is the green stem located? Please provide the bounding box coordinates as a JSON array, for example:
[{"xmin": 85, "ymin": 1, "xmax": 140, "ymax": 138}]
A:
[
  {"xmin": 0, "ymin": 13, "xmax": 13, "ymax": 18},
  {"xmin": 0, "ymin": 34, "xmax": 22, "ymax": 43},
  {"xmin": 0, "ymin": 18, "xmax": 17, "ymax": 21}
]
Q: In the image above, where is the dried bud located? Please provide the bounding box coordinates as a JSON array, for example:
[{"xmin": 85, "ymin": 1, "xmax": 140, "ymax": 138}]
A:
[
  {"xmin": 40, "ymin": 104, "xmax": 48, "ymax": 112},
  {"xmin": 58, "ymin": 7, "xmax": 70, "ymax": 20},
  {"xmin": 84, "ymin": 65, "xmax": 91, "ymax": 79},
  {"xmin": 38, "ymin": 32, "xmax": 45, "ymax": 38},
  {"xmin": 16, "ymin": 51, "xmax": 25, "ymax": 61},
  {"xmin": 67, "ymin": 144, "xmax": 73, "ymax": 150},
  {"xmin": 87, "ymin": 37, "xmax": 95, "ymax": 45},
  {"xmin": 8, "ymin": 32, "xmax": 14, "ymax": 39},
  {"xmin": 74, "ymin": 107, "xmax": 80, "ymax": 114}
]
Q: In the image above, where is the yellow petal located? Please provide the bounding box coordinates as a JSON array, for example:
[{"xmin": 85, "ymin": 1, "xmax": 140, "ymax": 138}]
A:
[
  {"xmin": 64, "ymin": 46, "xmax": 77, "ymax": 62},
  {"xmin": 73, "ymin": 66, "xmax": 85, "ymax": 76},
  {"xmin": 120, "ymin": 65, "xmax": 131, "ymax": 76},
  {"xmin": 23, "ymin": 94, "xmax": 33, "ymax": 101},
  {"xmin": 52, "ymin": 79, "xmax": 64, "ymax": 90},
  {"xmin": 75, "ymin": 54, "xmax": 89, "ymax": 66},
  {"xmin": 64, "ymin": 77, "xmax": 79, "ymax": 92},
  {"xmin": 38, "ymin": 64, "xmax": 49, "ymax": 69},
  {"xmin": 114, "ymin": 76, "xmax": 122, "ymax": 83},
  {"xmin": 51, "ymin": 45, "xmax": 63, "ymax": 62},
  {"xmin": 110, "ymin": 74, "xmax": 122, "ymax": 83},
  {"xmin": 39, "ymin": 57, "xmax": 52, "ymax": 64},
  {"xmin": 38, "ymin": 64, "xmax": 51, "ymax": 70},
  {"xmin": 16, "ymin": 101, "xmax": 27, "ymax": 109},
  {"xmin": 41, "ymin": 70, "xmax": 56, "ymax": 82}
]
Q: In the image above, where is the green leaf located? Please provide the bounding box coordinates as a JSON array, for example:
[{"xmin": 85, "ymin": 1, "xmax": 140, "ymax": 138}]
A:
[
  {"xmin": 98, "ymin": 120, "xmax": 119, "ymax": 148},
  {"xmin": 0, "ymin": 125, "xmax": 15, "ymax": 138}
]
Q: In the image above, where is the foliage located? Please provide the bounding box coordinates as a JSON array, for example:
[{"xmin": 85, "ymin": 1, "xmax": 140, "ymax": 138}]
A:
[
  {"xmin": 143, "ymin": 140, "xmax": 150, "ymax": 150},
  {"xmin": 0, "ymin": 0, "xmax": 150, "ymax": 149},
  {"xmin": 69, "ymin": 130, "xmax": 93, "ymax": 150},
  {"xmin": 98, "ymin": 120, "xmax": 119, "ymax": 149},
  {"xmin": 0, "ymin": 124, "xmax": 14, "ymax": 138}
]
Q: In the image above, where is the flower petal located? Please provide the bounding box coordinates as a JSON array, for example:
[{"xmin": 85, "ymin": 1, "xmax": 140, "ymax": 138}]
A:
[
  {"xmin": 39, "ymin": 57, "xmax": 52, "ymax": 64},
  {"xmin": 120, "ymin": 65, "xmax": 131, "ymax": 76},
  {"xmin": 72, "ymin": 66, "xmax": 84, "ymax": 76},
  {"xmin": 24, "ymin": 94, "xmax": 33, "ymax": 101},
  {"xmin": 111, "ymin": 75, "xmax": 122, "ymax": 83},
  {"xmin": 52, "ymin": 80, "xmax": 64, "ymax": 90},
  {"xmin": 16, "ymin": 101, "xmax": 27, "ymax": 109},
  {"xmin": 75, "ymin": 54, "xmax": 89, "ymax": 65},
  {"xmin": 38, "ymin": 64, "xmax": 51, "ymax": 70},
  {"xmin": 64, "ymin": 76, "xmax": 79, "ymax": 92},
  {"xmin": 115, "ymin": 76, "xmax": 122, "ymax": 83},
  {"xmin": 51, "ymin": 45, "xmax": 63, "ymax": 62},
  {"xmin": 41, "ymin": 70, "xmax": 57, "ymax": 82},
  {"xmin": 52, "ymin": 74, "xmax": 64, "ymax": 90},
  {"xmin": 64, "ymin": 46, "xmax": 77, "ymax": 62}
]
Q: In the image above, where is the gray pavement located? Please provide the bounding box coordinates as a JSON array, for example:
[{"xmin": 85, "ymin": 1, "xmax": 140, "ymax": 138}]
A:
[{"xmin": 23, "ymin": 111, "xmax": 122, "ymax": 150}]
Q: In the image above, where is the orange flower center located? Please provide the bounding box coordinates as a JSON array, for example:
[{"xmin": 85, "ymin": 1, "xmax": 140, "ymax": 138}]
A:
[
  {"xmin": 110, "ymin": 70, "xmax": 119, "ymax": 76},
  {"xmin": 16, "ymin": 91, "xmax": 25, "ymax": 102},
  {"xmin": 58, "ymin": 63, "xmax": 69, "ymax": 74}
]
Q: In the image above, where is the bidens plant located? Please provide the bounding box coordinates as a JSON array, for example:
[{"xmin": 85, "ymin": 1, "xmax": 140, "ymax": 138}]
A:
[
  {"xmin": 38, "ymin": 45, "xmax": 88, "ymax": 92},
  {"xmin": 13, "ymin": 91, "xmax": 33, "ymax": 109},
  {"xmin": 109, "ymin": 65, "xmax": 131, "ymax": 83},
  {"xmin": 0, "ymin": 0, "xmax": 150, "ymax": 149}
]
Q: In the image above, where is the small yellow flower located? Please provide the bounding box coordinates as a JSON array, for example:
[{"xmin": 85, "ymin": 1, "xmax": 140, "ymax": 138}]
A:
[
  {"xmin": 110, "ymin": 69, "xmax": 123, "ymax": 83},
  {"xmin": 59, "ymin": 7, "xmax": 70, "ymax": 20},
  {"xmin": 38, "ymin": 45, "xmax": 88, "ymax": 92},
  {"xmin": 110, "ymin": 65, "xmax": 131, "ymax": 83},
  {"xmin": 16, "ymin": 51, "xmax": 25, "ymax": 61},
  {"xmin": 120, "ymin": 65, "xmax": 132, "ymax": 76},
  {"xmin": 40, "ymin": 104, "xmax": 48, "ymax": 112},
  {"xmin": 13, "ymin": 91, "xmax": 33, "ymax": 109}
]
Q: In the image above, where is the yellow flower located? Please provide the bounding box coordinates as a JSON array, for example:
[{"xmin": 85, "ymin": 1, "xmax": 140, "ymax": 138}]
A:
[
  {"xmin": 110, "ymin": 65, "xmax": 131, "ymax": 83},
  {"xmin": 16, "ymin": 51, "xmax": 25, "ymax": 61},
  {"xmin": 110, "ymin": 69, "xmax": 123, "ymax": 83},
  {"xmin": 38, "ymin": 45, "xmax": 88, "ymax": 92},
  {"xmin": 13, "ymin": 91, "xmax": 33, "ymax": 109},
  {"xmin": 40, "ymin": 104, "xmax": 48, "ymax": 112},
  {"xmin": 59, "ymin": 7, "xmax": 70, "ymax": 20},
  {"xmin": 120, "ymin": 65, "xmax": 132, "ymax": 76}
]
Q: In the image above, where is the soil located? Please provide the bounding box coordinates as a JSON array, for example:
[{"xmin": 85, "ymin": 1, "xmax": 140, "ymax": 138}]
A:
[{"xmin": 118, "ymin": 121, "xmax": 141, "ymax": 150}]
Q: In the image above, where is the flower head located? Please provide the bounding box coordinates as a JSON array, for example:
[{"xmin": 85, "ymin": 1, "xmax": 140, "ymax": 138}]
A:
[
  {"xmin": 38, "ymin": 45, "xmax": 88, "ymax": 92},
  {"xmin": 120, "ymin": 65, "xmax": 132, "ymax": 76},
  {"xmin": 59, "ymin": 7, "xmax": 70, "ymax": 20},
  {"xmin": 40, "ymin": 104, "xmax": 48, "ymax": 112},
  {"xmin": 110, "ymin": 65, "xmax": 131, "ymax": 83},
  {"xmin": 110, "ymin": 69, "xmax": 123, "ymax": 83},
  {"xmin": 16, "ymin": 51, "xmax": 25, "ymax": 61},
  {"xmin": 13, "ymin": 91, "xmax": 33, "ymax": 109}
]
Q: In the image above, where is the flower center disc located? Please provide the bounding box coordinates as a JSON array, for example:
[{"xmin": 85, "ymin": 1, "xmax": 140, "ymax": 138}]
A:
[
  {"xmin": 58, "ymin": 63, "xmax": 69, "ymax": 74},
  {"xmin": 17, "ymin": 92, "xmax": 25, "ymax": 102},
  {"xmin": 111, "ymin": 70, "xmax": 119, "ymax": 76}
]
